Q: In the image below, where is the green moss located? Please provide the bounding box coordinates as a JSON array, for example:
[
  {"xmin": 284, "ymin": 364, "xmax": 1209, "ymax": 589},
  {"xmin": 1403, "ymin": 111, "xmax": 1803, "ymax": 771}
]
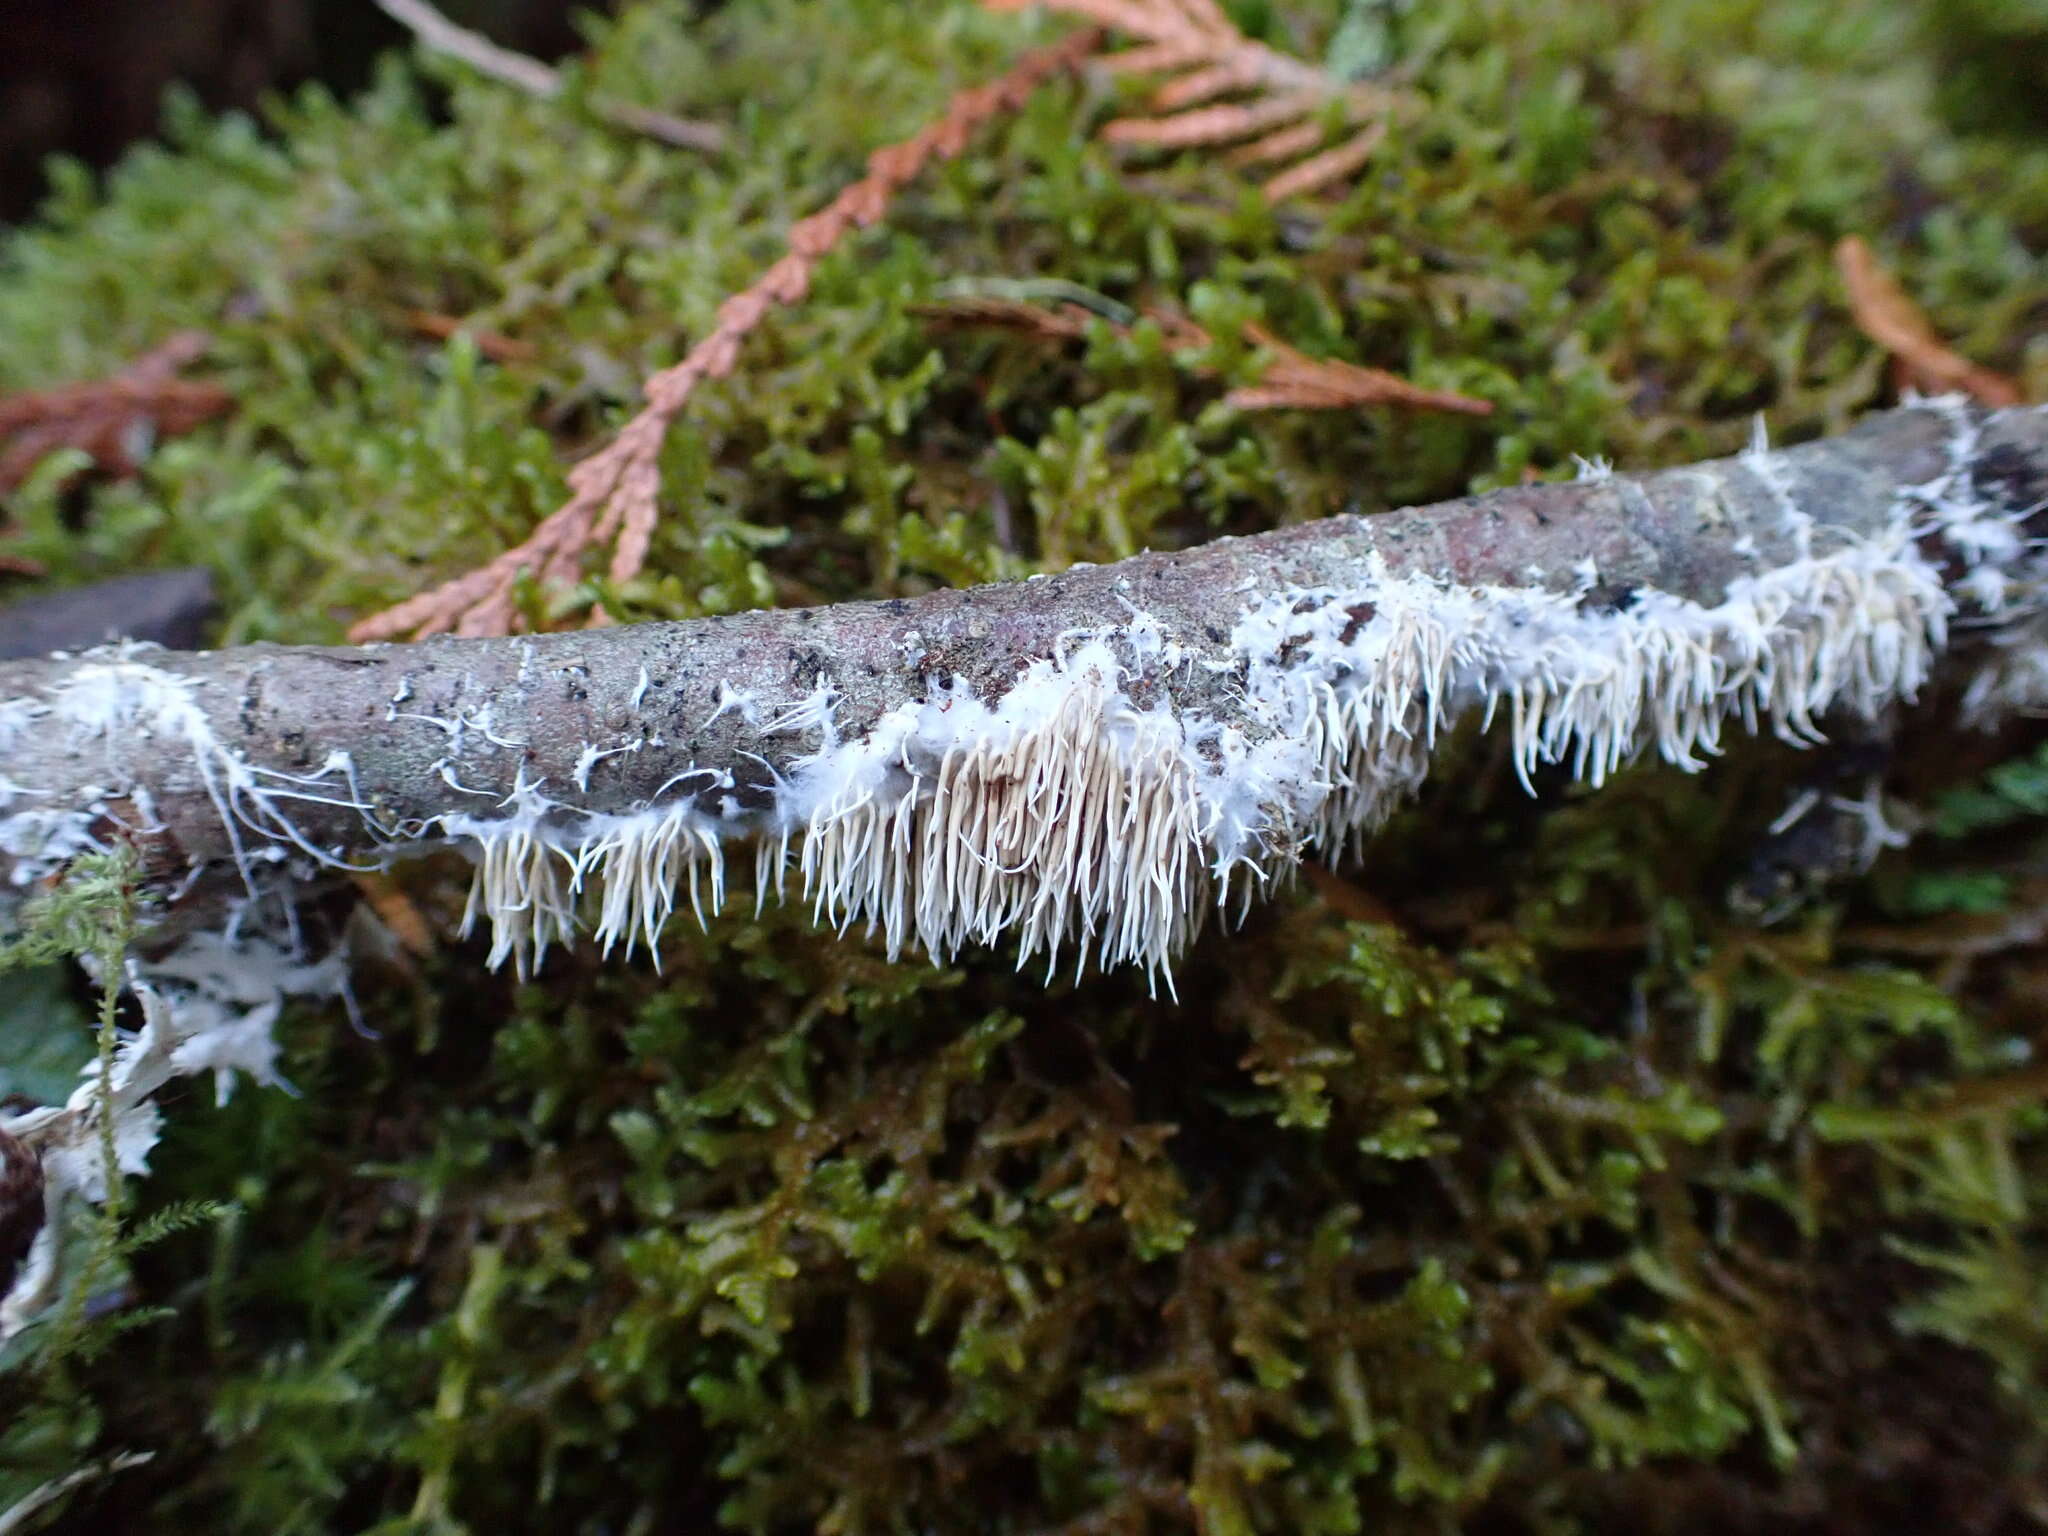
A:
[{"xmin": 3, "ymin": 0, "xmax": 2047, "ymax": 1529}]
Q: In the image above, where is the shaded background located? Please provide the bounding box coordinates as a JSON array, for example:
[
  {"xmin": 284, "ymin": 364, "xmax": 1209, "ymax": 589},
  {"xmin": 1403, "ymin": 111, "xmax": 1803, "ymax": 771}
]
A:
[
  {"xmin": 1, "ymin": 0, "xmax": 2046, "ymax": 1530},
  {"xmin": 5, "ymin": 0, "xmax": 2048, "ymax": 225},
  {"xmin": 0, "ymin": 0, "xmax": 586, "ymax": 221}
]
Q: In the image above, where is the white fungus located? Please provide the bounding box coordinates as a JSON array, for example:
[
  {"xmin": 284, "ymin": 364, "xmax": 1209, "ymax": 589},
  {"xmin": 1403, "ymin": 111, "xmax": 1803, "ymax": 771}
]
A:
[
  {"xmin": 1, "ymin": 397, "xmax": 2042, "ymax": 1333},
  {"xmin": 418, "ymin": 398, "xmax": 2047, "ymax": 988}
]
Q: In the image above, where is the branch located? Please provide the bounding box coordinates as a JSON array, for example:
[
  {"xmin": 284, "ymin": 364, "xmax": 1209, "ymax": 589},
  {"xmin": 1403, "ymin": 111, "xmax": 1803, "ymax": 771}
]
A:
[
  {"xmin": 5, "ymin": 401, "xmax": 2046, "ymax": 985},
  {"xmin": 372, "ymin": 0, "xmax": 727, "ymax": 153}
]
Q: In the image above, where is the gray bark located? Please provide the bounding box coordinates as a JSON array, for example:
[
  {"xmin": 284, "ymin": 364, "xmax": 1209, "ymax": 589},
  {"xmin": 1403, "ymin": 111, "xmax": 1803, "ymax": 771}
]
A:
[{"xmin": 2, "ymin": 399, "xmax": 2044, "ymax": 933}]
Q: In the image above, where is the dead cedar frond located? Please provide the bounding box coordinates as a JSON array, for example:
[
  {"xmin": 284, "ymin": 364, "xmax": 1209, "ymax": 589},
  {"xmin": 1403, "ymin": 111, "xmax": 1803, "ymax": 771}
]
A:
[
  {"xmin": 1299, "ymin": 861, "xmax": 1407, "ymax": 929},
  {"xmin": 400, "ymin": 309, "xmax": 538, "ymax": 364},
  {"xmin": 0, "ymin": 1123, "xmax": 43, "ymax": 1300},
  {"xmin": 1836, "ymin": 235, "xmax": 2026, "ymax": 407},
  {"xmin": 350, "ymin": 30, "xmax": 1103, "ymax": 643},
  {"xmin": 985, "ymin": 0, "xmax": 1418, "ymax": 202},
  {"xmin": 1224, "ymin": 120, "xmax": 1323, "ymax": 168},
  {"xmin": 916, "ymin": 298, "xmax": 1492, "ymax": 417},
  {"xmin": 0, "ymin": 332, "xmax": 234, "ymax": 495},
  {"xmin": 908, "ymin": 295, "xmax": 1098, "ymax": 340},
  {"xmin": 1225, "ymin": 321, "xmax": 1493, "ymax": 415},
  {"xmin": 1257, "ymin": 122, "xmax": 1388, "ymax": 203},
  {"xmin": 350, "ymin": 871, "xmax": 439, "ymax": 958}
]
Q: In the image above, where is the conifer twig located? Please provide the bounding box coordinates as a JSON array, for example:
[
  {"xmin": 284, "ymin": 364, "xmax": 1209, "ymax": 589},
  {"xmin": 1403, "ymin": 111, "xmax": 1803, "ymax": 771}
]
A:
[
  {"xmin": 985, "ymin": 0, "xmax": 1418, "ymax": 201},
  {"xmin": 350, "ymin": 29, "xmax": 1104, "ymax": 643},
  {"xmin": 1223, "ymin": 320, "xmax": 1491, "ymax": 415},
  {"xmin": 371, "ymin": 0, "xmax": 727, "ymax": 153},
  {"xmin": 916, "ymin": 298, "xmax": 1492, "ymax": 416},
  {"xmin": 0, "ymin": 332, "xmax": 233, "ymax": 494}
]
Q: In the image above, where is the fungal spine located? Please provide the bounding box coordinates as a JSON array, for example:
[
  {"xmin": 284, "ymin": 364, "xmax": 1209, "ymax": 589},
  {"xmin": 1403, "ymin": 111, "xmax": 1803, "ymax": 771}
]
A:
[
  {"xmin": 449, "ymin": 524, "xmax": 1959, "ymax": 988},
  {"xmin": 3, "ymin": 398, "xmax": 2043, "ymax": 1334},
  {"xmin": 433, "ymin": 400, "xmax": 2038, "ymax": 984}
]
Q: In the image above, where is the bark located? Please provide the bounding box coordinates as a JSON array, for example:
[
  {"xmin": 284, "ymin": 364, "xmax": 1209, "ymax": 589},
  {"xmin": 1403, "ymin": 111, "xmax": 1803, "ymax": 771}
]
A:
[{"xmin": 2, "ymin": 399, "xmax": 2045, "ymax": 952}]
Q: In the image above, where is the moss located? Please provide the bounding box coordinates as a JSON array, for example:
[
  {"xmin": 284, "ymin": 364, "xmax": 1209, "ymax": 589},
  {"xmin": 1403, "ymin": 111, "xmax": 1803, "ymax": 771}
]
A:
[{"xmin": 3, "ymin": 0, "xmax": 2047, "ymax": 1530}]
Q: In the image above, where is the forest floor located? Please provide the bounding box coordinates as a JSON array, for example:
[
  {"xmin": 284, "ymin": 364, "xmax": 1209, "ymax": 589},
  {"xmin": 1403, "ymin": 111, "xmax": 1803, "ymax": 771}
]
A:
[{"xmin": 2, "ymin": 1, "xmax": 2047, "ymax": 1531}]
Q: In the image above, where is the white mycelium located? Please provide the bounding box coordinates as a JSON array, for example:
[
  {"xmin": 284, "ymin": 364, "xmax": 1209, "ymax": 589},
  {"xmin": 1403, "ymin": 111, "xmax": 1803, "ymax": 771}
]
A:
[
  {"xmin": 433, "ymin": 402, "xmax": 2046, "ymax": 989},
  {"xmin": 0, "ymin": 646, "xmax": 367, "ymax": 1336},
  {"xmin": 0, "ymin": 931, "xmax": 346, "ymax": 1340},
  {"xmin": 2, "ymin": 399, "xmax": 2040, "ymax": 1329},
  {"xmin": 443, "ymin": 630, "xmax": 1214, "ymax": 983},
  {"xmin": 0, "ymin": 643, "xmax": 376, "ymax": 890},
  {"xmin": 433, "ymin": 437, "xmax": 1988, "ymax": 995},
  {"xmin": 4, "ymin": 403, "xmax": 2039, "ymax": 998},
  {"xmin": 21, "ymin": 405, "xmax": 2020, "ymax": 993}
]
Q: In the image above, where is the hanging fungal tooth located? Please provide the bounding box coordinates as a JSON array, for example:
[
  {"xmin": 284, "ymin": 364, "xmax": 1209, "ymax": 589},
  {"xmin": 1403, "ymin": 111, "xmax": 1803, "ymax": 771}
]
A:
[
  {"xmin": 444, "ymin": 504, "xmax": 1960, "ymax": 992},
  {"xmin": 4, "ymin": 401, "xmax": 2041, "ymax": 995},
  {"xmin": 0, "ymin": 402, "xmax": 2041, "ymax": 1337}
]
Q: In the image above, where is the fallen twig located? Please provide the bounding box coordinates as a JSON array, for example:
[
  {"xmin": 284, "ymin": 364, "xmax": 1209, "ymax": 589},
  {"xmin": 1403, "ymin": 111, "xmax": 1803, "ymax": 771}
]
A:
[
  {"xmin": 372, "ymin": 0, "xmax": 727, "ymax": 153},
  {"xmin": 8, "ymin": 399, "xmax": 2044, "ymax": 980}
]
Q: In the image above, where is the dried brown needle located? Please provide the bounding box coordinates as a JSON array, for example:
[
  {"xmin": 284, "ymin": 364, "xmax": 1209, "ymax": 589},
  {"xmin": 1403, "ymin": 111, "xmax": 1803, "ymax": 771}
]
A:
[
  {"xmin": 915, "ymin": 298, "xmax": 1492, "ymax": 417},
  {"xmin": 1836, "ymin": 235, "xmax": 2026, "ymax": 407}
]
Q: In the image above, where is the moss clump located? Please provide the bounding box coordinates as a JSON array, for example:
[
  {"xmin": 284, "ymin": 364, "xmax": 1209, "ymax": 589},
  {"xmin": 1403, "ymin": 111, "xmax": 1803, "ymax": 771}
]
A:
[{"xmin": 2, "ymin": 0, "xmax": 2047, "ymax": 1530}]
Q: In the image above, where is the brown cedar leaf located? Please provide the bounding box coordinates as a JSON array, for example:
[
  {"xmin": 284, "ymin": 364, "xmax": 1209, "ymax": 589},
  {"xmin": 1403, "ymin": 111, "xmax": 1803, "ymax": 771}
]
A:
[
  {"xmin": 1835, "ymin": 235, "xmax": 2024, "ymax": 407},
  {"xmin": 0, "ymin": 332, "xmax": 233, "ymax": 495},
  {"xmin": 1151, "ymin": 57, "xmax": 1265, "ymax": 111},
  {"xmin": 919, "ymin": 301, "xmax": 1492, "ymax": 417},
  {"xmin": 908, "ymin": 296, "xmax": 1097, "ymax": 340},
  {"xmin": 1300, "ymin": 861, "xmax": 1407, "ymax": 929},
  {"xmin": 401, "ymin": 309, "xmax": 539, "ymax": 363},
  {"xmin": 1258, "ymin": 121, "xmax": 1388, "ymax": 203},
  {"xmin": 0, "ymin": 1123, "xmax": 43, "ymax": 1300},
  {"xmin": 350, "ymin": 872, "xmax": 439, "ymax": 958},
  {"xmin": 1228, "ymin": 322, "xmax": 1492, "ymax": 416},
  {"xmin": 1103, "ymin": 90, "xmax": 1321, "ymax": 148},
  {"xmin": 350, "ymin": 30, "xmax": 1103, "ymax": 643},
  {"xmin": 988, "ymin": 0, "xmax": 1416, "ymax": 202},
  {"xmin": 1225, "ymin": 120, "xmax": 1324, "ymax": 168}
]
